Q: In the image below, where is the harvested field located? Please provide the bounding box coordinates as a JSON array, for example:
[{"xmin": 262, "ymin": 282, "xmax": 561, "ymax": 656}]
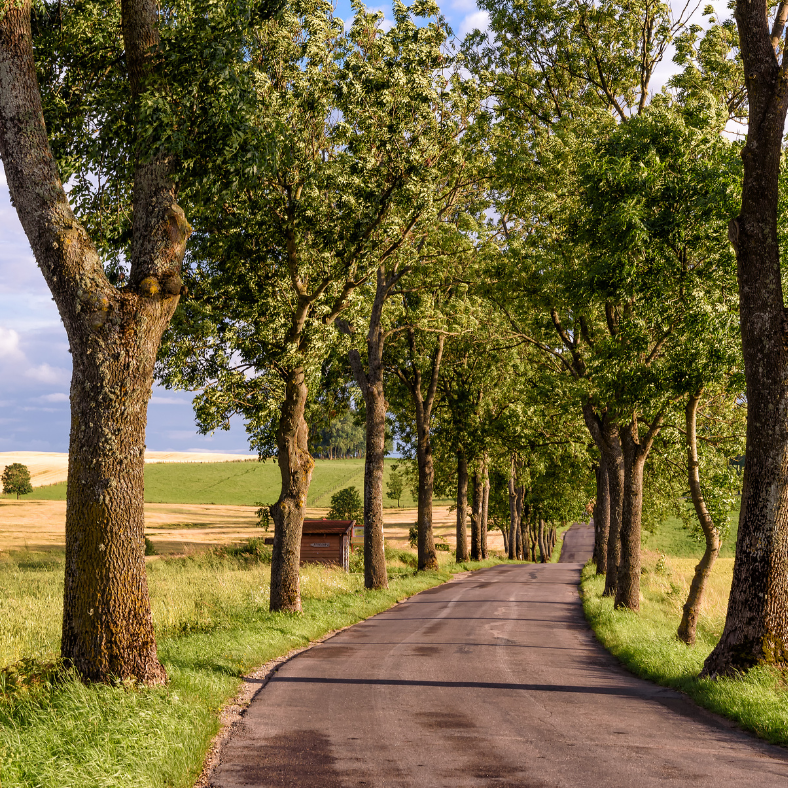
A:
[{"xmin": 0, "ymin": 500, "xmax": 505, "ymax": 555}]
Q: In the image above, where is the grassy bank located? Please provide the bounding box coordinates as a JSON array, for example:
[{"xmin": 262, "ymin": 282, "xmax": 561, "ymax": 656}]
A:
[
  {"xmin": 581, "ymin": 521, "xmax": 788, "ymax": 746},
  {"xmin": 0, "ymin": 545, "xmax": 507, "ymax": 788},
  {"xmin": 18, "ymin": 458, "xmax": 449, "ymax": 509}
]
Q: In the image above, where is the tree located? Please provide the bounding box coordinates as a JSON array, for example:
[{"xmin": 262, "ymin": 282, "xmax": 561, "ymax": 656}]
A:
[
  {"xmin": 2, "ymin": 464, "xmax": 33, "ymax": 499},
  {"xmin": 328, "ymin": 487, "xmax": 364, "ymax": 522},
  {"xmin": 386, "ymin": 464, "xmax": 405, "ymax": 508},
  {"xmin": 0, "ymin": 0, "xmax": 198, "ymax": 684},
  {"xmin": 701, "ymin": 0, "xmax": 788, "ymax": 677},
  {"xmin": 157, "ymin": 1, "xmax": 461, "ymax": 609}
]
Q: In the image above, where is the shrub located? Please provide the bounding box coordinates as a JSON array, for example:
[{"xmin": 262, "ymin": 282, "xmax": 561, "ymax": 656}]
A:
[
  {"xmin": 408, "ymin": 524, "xmax": 418, "ymax": 547},
  {"xmin": 144, "ymin": 537, "xmax": 157, "ymax": 556},
  {"xmin": 328, "ymin": 486, "xmax": 363, "ymax": 521},
  {"xmin": 255, "ymin": 503, "xmax": 271, "ymax": 530}
]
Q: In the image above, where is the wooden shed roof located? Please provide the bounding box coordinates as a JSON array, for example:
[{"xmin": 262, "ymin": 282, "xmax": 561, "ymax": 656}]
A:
[{"xmin": 303, "ymin": 519, "xmax": 355, "ymax": 535}]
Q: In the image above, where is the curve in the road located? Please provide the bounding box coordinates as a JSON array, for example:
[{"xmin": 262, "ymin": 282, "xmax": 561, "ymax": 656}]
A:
[{"xmin": 210, "ymin": 522, "xmax": 788, "ymax": 787}]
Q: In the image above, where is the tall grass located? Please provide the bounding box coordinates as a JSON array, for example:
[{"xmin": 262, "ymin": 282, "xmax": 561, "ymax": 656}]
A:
[{"xmin": 0, "ymin": 545, "xmax": 507, "ymax": 788}]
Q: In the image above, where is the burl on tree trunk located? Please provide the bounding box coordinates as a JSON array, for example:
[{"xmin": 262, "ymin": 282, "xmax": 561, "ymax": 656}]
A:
[
  {"xmin": 270, "ymin": 367, "xmax": 314, "ymax": 612},
  {"xmin": 0, "ymin": 0, "xmax": 191, "ymax": 683},
  {"xmin": 678, "ymin": 392, "xmax": 721, "ymax": 645},
  {"xmin": 702, "ymin": 0, "xmax": 788, "ymax": 676}
]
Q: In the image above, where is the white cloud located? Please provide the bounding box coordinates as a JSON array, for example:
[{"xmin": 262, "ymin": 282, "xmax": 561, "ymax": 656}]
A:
[
  {"xmin": 38, "ymin": 392, "xmax": 69, "ymax": 403},
  {"xmin": 150, "ymin": 396, "xmax": 192, "ymax": 405},
  {"xmin": 0, "ymin": 326, "xmax": 23, "ymax": 359},
  {"xmin": 458, "ymin": 10, "xmax": 489, "ymax": 38},
  {"xmin": 25, "ymin": 363, "xmax": 69, "ymax": 385}
]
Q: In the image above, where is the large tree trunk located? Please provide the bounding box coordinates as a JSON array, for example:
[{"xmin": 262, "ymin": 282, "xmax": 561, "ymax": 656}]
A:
[
  {"xmin": 594, "ymin": 457, "xmax": 610, "ymax": 574},
  {"xmin": 348, "ymin": 266, "xmax": 392, "ymax": 591},
  {"xmin": 470, "ymin": 466, "xmax": 483, "ymax": 560},
  {"xmin": 702, "ymin": 0, "xmax": 788, "ymax": 676},
  {"xmin": 270, "ymin": 367, "xmax": 314, "ymax": 612},
  {"xmin": 0, "ymin": 0, "xmax": 191, "ymax": 684},
  {"xmin": 678, "ymin": 392, "xmax": 721, "ymax": 645},
  {"xmin": 615, "ymin": 416, "xmax": 661, "ymax": 611},
  {"xmin": 455, "ymin": 450, "xmax": 470, "ymax": 562},
  {"xmin": 481, "ymin": 457, "xmax": 490, "ymax": 559}
]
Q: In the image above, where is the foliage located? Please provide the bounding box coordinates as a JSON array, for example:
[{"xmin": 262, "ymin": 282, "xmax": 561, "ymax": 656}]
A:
[
  {"xmin": 386, "ymin": 463, "xmax": 405, "ymax": 507},
  {"xmin": 143, "ymin": 537, "xmax": 157, "ymax": 557},
  {"xmin": 327, "ymin": 487, "xmax": 363, "ymax": 522},
  {"xmin": 2, "ymin": 464, "xmax": 33, "ymax": 500},
  {"xmin": 255, "ymin": 504, "xmax": 271, "ymax": 531}
]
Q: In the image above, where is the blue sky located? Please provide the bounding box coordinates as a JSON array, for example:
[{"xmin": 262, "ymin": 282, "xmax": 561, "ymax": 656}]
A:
[{"xmin": 0, "ymin": 0, "xmax": 728, "ymax": 453}]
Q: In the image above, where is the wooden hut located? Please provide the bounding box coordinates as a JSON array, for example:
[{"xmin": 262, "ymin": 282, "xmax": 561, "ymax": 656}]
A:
[{"xmin": 300, "ymin": 519, "xmax": 354, "ymax": 571}]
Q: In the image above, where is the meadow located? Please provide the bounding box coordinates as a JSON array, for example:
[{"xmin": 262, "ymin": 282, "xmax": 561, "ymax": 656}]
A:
[
  {"xmin": 582, "ymin": 514, "xmax": 788, "ymax": 746},
  {"xmin": 15, "ymin": 458, "xmax": 436, "ymax": 509}
]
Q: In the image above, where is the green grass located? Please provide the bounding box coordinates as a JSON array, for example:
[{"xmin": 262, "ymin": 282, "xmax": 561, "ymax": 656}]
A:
[
  {"xmin": 19, "ymin": 458, "xmax": 441, "ymax": 508},
  {"xmin": 0, "ymin": 546, "xmax": 507, "ymax": 788},
  {"xmin": 581, "ymin": 508, "xmax": 788, "ymax": 747}
]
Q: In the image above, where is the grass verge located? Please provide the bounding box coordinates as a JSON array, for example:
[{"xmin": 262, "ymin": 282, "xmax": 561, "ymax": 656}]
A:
[
  {"xmin": 0, "ymin": 545, "xmax": 507, "ymax": 788},
  {"xmin": 580, "ymin": 552, "xmax": 788, "ymax": 747}
]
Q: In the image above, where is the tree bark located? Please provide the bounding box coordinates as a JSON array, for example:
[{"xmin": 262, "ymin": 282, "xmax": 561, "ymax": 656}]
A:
[
  {"xmin": 471, "ymin": 465, "xmax": 483, "ymax": 560},
  {"xmin": 538, "ymin": 519, "xmax": 547, "ymax": 563},
  {"xmin": 348, "ymin": 266, "xmax": 395, "ymax": 591},
  {"xmin": 0, "ymin": 0, "xmax": 191, "ymax": 684},
  {"xmin": 582, "ymin": 403, "xmax": 624, "ymax": 596},
  {"xmin": 594, "ymin": 457, "xmax": 610, "ymax": 574},
  {"xmin": 455, "ymin": 449, "xmax": 470, "ymax": 562},
  {"xmin": 515, "ymin": 484, "xmax": 525, "ymax": 559},
  {"xmin": 702, "ymin": 0, "xmax": 788, "ymax": 676},
  {"xmin": 615, "ymin": 415, "xmax": 662, "ymax": 611},
  {"xmin": 481, "ymin": 456, "xmax": 490, "ymax": 559},
  {"xmin": 678, "ymin": 392, "xmax": 721, "ymax": 645},
  {"xmin": 508, "ymin": 457, "xmax": 518, "ymax": 560},
  {"xmin": 270, "ymin": 366, "xmax": 314, "ymax": 612}
]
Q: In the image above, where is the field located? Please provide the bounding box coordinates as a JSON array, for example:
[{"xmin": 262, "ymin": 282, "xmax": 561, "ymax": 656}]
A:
[
  {"xmin": 582, "ymin": 514, "xmax": 788, "ymax": 746},
  {"xmin": 6, "ymin": 457, "xmax": 435, "ymax": 508}
]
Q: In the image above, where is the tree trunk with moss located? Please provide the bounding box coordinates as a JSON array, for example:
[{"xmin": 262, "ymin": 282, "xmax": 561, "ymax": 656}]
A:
[
  {"xmin": 0, "ymin": 0, "xmax": 192, "ymax": 684},
  {"xmin": 678, "ymin": 392, "xmax": 721, "ymax": 645},
  {"xmin": 270, "ymin": 367, "xmax": 314, "ymax": 612},
  {"xmin": 702, "ymin": 0, "xmax": 788, "ymax": 676}
]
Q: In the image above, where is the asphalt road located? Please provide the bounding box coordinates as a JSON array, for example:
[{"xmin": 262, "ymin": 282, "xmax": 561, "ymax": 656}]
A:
[{"xmin": 211, "ymin": 523, "xmax": 788, "ymax": 787}]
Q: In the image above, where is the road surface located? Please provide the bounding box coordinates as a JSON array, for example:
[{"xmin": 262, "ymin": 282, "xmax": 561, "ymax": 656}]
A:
[{"xmin": 210, "ymin": 522, "xmax": 788, "ymax": 787}]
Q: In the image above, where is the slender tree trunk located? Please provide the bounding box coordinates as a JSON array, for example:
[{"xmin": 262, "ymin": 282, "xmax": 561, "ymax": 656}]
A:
[
  {"xmin": 0, "ymin": 0, "xmax": 193, "ymax": 684},
  {"xmin": 455, "ymin": 450, "xmax": 470, "ymax": 562},
  {"xmin": 615, "ymin": 415, "xmax": 661, "ymax": 611},
  {"xmin": 703, "ymin": 0, "xmax": 788, "ymax": 676},
  {"xmin": 348, "ymin": 266, "xmax": 392, "ymax": 590},
  {"xmin": 270, "ymin": 367, "xmax": 314, "ymax": 612},
  {"xmin": 415, "ymin": 431, "xmax": 438, "ymax": 570},
  {"xmin": 481, "ymin": 456, "xmax": 490, "ymax": 559},
  {"xmin": 515, "ymin": 484, "xmax": 525, "ymax": 559},
  {"xmin": 678, "ymin": 392, "xmax": 721, "ymax": 645},
  {"xmin": 508, "ymin": 457, "xmax": 517, "ymax": 560},
  {"xmin": 521, "ymin": 506, "xmax": 532, "ymax": 562},
  {"xmin": 594, "ymin": 457, "xmax": 610, "ymax": 574},
  {"xmin": 501, "ymin": 526, "xmax": 509, "ymax": 554},
  {"xmin": 471, "ymin": 466, "xmax": 483, "ymax": 560},
  {"xmin": 538, "ymin": 520, "xmax": 546, "ymax": 563}
]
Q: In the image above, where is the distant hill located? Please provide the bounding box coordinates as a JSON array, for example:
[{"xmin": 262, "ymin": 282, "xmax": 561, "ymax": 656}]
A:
[{"xmin": 12, "ymin": 458, "xmax": 421, "ymax": 508}]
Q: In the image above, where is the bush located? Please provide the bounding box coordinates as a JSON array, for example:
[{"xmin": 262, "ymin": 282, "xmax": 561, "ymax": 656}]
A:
[
  {"xmin": 216, "ymin": 538, "xmax": 272, "ymax": 563},
  {"xmin": 349, "ymin": 548, "xmax": 364, "ymax": 573},
  {"xmin": 436, "ymin": 542, "xmax": 450, "ymax": 551},
  {"xmin": 144, "ymin": 537, "xmax": 157, "ymax": 556},
  {"xmin": 255, "ymin": 503, "xmax": 271, "ymax": 530},
  {"xmin": 408, "ymin": 524, "xmax": 418, "ymax": 547},
  {"xmin": 328, "ymin": 486, "xmax": 363, "ymax": 521}
]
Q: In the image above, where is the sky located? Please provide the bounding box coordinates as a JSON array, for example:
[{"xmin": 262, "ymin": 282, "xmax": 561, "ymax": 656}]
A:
[{"xmin": 0, "ymin": 0, "xmax": 730, "ymax": 453}]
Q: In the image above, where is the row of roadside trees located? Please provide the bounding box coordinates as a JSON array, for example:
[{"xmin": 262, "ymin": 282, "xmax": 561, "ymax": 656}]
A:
[{"xmin": 1, "ymin": 0, "xmax": 786, "ymax": 686}]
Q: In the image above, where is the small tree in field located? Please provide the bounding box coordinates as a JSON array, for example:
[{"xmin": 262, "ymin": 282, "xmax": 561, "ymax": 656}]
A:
[
  {"xmin": 386, "ymin": 464, "xmax": 405, "ymax": 508},
  {"xmin": 2, "ymin": 464, "xmax": 33, "ymax": 499},
  {"xmin": 328, "ymin": 487, "xmax": 363, "ymax": 522}
]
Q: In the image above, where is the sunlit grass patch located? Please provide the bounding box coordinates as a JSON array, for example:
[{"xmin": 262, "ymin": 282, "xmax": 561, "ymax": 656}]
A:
[{"xmin": 581, "ymin": 554, "xmax": 788, "ymax": 746}]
